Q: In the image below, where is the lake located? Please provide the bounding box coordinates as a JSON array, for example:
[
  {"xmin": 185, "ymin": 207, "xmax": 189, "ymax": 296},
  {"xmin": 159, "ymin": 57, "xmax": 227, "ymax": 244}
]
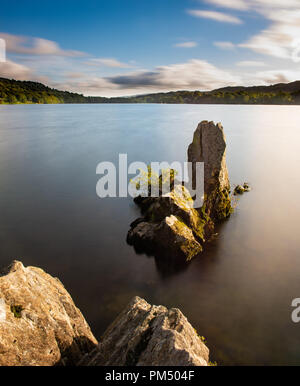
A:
[{"xmin": 0, "ymin": 103, "xmax": 300, "ymax": 365}]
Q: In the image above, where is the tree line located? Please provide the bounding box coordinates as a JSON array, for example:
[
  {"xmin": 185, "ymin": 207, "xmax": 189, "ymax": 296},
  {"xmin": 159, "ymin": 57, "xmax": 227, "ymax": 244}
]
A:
[{"xmin": 1, "ymin": 77, "xmax": 300, "ymax": 105}]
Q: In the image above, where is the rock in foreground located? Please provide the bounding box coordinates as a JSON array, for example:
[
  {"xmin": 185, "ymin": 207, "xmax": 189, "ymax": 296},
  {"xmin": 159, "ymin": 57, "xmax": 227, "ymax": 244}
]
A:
[
  {"xmin": 79, "ymin": 296, "xmax": 210, "ymax": 366},
  {"xmin": 0, "ymin": 262, "xmax": 211, "ymax": 366},
  {"xmin": 0, "ymin": 261, "xmax": 97, "ymax": 366}
]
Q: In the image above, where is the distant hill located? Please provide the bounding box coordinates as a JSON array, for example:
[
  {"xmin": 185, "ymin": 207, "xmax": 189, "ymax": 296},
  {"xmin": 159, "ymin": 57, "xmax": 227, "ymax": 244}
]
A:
[
  {"xmin": 1, "ymin": 77, "xmax": 300, "ymax": 105},
  {"xmin": 214, "ymin": 80, "xmax": 300, "ymax": 94},
  {"xmin": 0, "ymin": 78, "xmax": 106, "ymax": 104}
]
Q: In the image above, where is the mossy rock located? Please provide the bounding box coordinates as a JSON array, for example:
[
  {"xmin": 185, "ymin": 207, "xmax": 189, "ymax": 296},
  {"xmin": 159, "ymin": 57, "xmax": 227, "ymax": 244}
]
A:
[
  {"xmin": 243, "ymin": 182, "xmax": 251, "ymax": 192},
  {"xmin": 220, "ymin": 189, "xmax": 233, "ymax": 219},
  {"xmin": 10, "ymin": 304, "xmax": 23, "ymax": 318},
  {"xmin": 234, "ymin": 185, "xmax": 245, "ymax": 195}
]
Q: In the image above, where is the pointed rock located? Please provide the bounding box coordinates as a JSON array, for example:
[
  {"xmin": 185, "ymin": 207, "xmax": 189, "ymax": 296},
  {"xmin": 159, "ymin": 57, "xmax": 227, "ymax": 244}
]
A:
[{"xmin": 188, "ymin": 120, "xmax": 232, "ymax": 220}]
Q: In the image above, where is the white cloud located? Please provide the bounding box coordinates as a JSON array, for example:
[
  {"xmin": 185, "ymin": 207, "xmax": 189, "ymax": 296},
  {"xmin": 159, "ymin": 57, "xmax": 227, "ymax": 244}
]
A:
[
  {"xmin": 51, "ymin": 59, "xmax": 240, "ymax": 96},
  {"xmin": 253, "ymin": 69, "xmax": 300, "ymax": 84},
  {"xmin": 236, "ymin": 60, "xmax": 266, "ymax": 67},
  {"xmin": 187, "ymin": 9, "xmax": 243, "ymax": 24},
  {"xmin": 107, "ymin": 59, "xmax": 240, "ymax": 91},
  {"xmin": 214, "ymin": 41, "xmax": 235, "ymax": 50},
  {"xmin": 87, "ymin": 58, "xmax": 132, "ymax": 68},
  {"xmin": 204, "ymin": 0, "xmax": 249, "ymax": 10},
  {"xmin": 174, "ymin": 41, "xmax": 198, "ymax": 48},
  {"xmin": 65, "ymin": 72, "xmax": 85, "ymax": 79},
  {"xmin": 0, "ymin": 59, "xmax": 48, "ymax": 82},
  {"xmin": 0, "ymin": 33, "xmax": 84, "ymax": 57},
  {"xmin": 204, "ymin": 0, "xmax": 300, "ymax": 11},
  {"xmin": 239, "ymin": 15, "xmax": 300, "ymax": 61},
  {"xmin": 53, "ymin": 77, "xmax": 118, "ymax": 95},
  {"xmin": 0, "ymin": 60, "xmax": 31, "ymax": 79},
  {"xmin": 204, "ymin": 1, "xmax": 300, "ymax": 62}
]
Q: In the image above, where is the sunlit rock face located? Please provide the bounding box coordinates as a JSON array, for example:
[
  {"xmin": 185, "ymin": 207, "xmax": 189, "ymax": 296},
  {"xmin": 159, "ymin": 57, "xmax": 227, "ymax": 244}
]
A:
[
  {"xmin": 79, "ymin": 296, "xmax": 210, "ymax": 366},
  {"xmin": 127, "ymin": 185, "xmax": 206, "ymax": 262},
  {"xmin": 0, "ymin": 261, "xmax": 97, "ymax": 366}
]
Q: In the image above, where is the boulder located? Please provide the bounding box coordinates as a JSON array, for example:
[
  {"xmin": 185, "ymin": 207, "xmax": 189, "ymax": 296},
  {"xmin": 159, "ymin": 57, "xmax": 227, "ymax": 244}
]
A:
[
  {"xmin": 79, "ymin": 296, "xmax": 210, "ymax": 366},
  {"xmin": 234, "ymin": 185, "xmax": 245, "ymax": 195},
  {"xmin": 188, "ymin": 120, "xmax": 230, "ymax": 195},
  {"xmin": 155, "ymin": 215, "xmax": 203, "ymax": 261},
  {"xmin": 127, "ymin": 185, "xmax": 207, "ymax": 261},
  {"xmin": 127, "ymin": 221, "xmax": 158, "ymax": 254},
  {"xmin": 0, "ymin": 261, "xmax": 97, "ymax": 366},
  {"xmin": 0, "ymin": 262, "xmax": 212, "ymax": 366},
  {"xmin": 233, "ymin": 183, "xmax": 251, "ymax": 195},
  {"xmin": 188, "ymin": 121, "xmax": 232, "ymax": 220},
  {"xmin": 243, "ymin": 182, "xmax": 251, "ymax": 192}
]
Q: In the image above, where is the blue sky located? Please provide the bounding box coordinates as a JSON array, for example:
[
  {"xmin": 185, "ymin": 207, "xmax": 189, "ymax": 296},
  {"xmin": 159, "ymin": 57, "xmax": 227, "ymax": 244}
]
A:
[{"xmin": 0, "ymin": 0, "xmax": 300, "ymax": 96}]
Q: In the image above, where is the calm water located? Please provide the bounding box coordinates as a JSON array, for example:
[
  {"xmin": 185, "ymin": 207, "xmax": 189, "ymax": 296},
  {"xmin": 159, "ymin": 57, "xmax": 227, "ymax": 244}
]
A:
[{"xmin": 0, "ymin": 104, "xmax": 300, "ymax": 365}]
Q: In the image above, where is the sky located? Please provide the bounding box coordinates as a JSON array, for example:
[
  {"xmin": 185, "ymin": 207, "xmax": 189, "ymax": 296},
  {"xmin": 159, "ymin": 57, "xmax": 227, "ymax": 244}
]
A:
[{"xmin": 0, "ymin": 0, "xmax": 300, "ymax": 96}]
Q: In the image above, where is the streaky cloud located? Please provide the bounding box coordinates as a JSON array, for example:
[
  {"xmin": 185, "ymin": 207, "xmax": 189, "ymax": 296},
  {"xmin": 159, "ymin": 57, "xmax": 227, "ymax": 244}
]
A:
[{"xmin": 187, "ymin": 9, "xmax": 243, "ymax": 24}]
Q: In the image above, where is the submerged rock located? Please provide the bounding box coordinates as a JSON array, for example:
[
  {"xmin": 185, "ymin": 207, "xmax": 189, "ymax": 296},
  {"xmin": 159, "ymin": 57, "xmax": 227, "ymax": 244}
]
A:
[
  {"xmin": 79, "ymin": 296, "xmax": 210, "ymax": 366},
  {"xmin": 234, "ymin": 185, "xmax": 245, "ymax": 195},
  {"xmin": 234, "ymin": 183, "xmax": 251, "ymax": 195},
  {"xmin": 0, "ymin": 261, "xmax": 97, "ymax": 366},
  {"xmin": 243, "ymin": 182, "xmax": 251, "ymax": 192}
]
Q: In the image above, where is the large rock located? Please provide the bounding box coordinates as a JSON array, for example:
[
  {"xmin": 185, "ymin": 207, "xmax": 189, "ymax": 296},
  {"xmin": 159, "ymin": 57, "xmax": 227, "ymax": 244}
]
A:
[
  {"xmin": 188, "ymin": 120, "xmax": 230, "ymax": 194},
  {"xmin": 127, "ymin": 185, "xmax": 207, "ymax": 261},
  {"xmin": 0, "ymin": 261, "xmax": 97, "ymax": 366},
  {"xmin": 127, "ymin": 121, "xmax": 233, "ymax": 262},
  {"xmin": 155, "ymin": 215, "xmax": 203, "ymax": 262},
  {"xmin": 79, "ymin": 296, "xmax": 209, "ymax": 366},
  {"xmin": 188, "ymin": 121, "xmax": 232, "ymax": 220}
]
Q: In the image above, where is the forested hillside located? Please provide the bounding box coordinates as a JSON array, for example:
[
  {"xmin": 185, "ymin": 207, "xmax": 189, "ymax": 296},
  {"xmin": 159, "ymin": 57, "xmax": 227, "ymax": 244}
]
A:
[
  {"xmin": 0, "ymin": 78, "xmax": 106, "ymax": 104},
  {"xmin": 1, "ymin": 77, "xmax": 300, "ymax": 105}
]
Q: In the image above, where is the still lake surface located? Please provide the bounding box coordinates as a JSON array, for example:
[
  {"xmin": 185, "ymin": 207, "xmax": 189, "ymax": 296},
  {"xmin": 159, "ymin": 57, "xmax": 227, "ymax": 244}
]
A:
[{"xmin": 0, "ymin": 103, "xmax": 300, "ymax": 365}]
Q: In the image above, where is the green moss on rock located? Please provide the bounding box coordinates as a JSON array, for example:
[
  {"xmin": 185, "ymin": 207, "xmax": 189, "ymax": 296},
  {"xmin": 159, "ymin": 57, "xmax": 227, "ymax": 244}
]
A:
[
  {"xmin": 10, "ymin": 305, "xmax": 23, "ymax": 318},
  {"xmin": 215, "ymin": 188, "xmax": 233, "ymax": 220},
  {"xmin": 234, "ymin": 185, "xmax": 245, "ymax": 195}
]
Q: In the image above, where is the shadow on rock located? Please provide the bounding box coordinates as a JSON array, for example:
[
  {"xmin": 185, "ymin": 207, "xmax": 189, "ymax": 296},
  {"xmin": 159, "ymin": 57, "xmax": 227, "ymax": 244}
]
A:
[{"xmin": 55, "ymin": 336, "xmax": 97, "ymax": 366}]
